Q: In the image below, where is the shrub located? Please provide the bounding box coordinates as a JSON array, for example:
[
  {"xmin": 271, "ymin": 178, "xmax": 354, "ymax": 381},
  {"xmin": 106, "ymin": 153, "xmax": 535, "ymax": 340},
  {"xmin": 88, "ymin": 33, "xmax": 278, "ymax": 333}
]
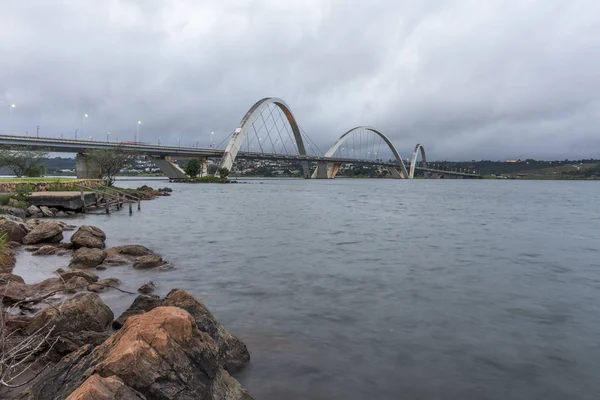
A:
[
  {"xmin": 0, "ymin": 194, "xmax": 11, "ymax": 206},
  {"xmin": 13, "ymin": 183, "xmax": 35, "ymax": 202}
]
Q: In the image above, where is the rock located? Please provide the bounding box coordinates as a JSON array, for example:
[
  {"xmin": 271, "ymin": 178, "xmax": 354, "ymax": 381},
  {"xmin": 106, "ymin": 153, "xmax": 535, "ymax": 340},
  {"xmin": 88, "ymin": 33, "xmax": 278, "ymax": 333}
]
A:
[
  {"xmin": 32, "ymin": 245, "xmax": 69, "ymax": 256},
  {"xmin": 8, "ymin": 198, "xmax": 21, "ymax": 208},
  {"xmin": 26, "ymin": 292, "xmax": 113, "ymax": 335},
  {"xmin": 40, "ymin": 205, "xmax": 55, "ymax": 217},
  {"xmin": 49, "ymin": 207, "xmax": 59, "ymax": 213},
  {"xmin": 101, "ymin": 253, "xmax": 130, "ymax": 266},
  {"xmin": 27, "ymin": 204, "xmax": 42, "ymax": 216},
  {"xmin": 25, "ymin": 218, "xmax": 41, "ymax": 231},
  {"xmin": 132, "ymin": 254, "xmax": 165, "ymax": 269},
  {"xmin": 65, "ymin": 276, "xmax": 90, "ymax": 292},
  {"xmin": 66, "ymin": 374, "xmax": 145, "ymax": 400},
  {"xmin": 63, "ymin": 224, "xmax": 77, "ymax": 231},
  {"xmin": 95, "ymin": 264, "xmax": 106, "ymax": 270},
  {"xmin": 57, "ymin": 269, "xmax": 99, "ymax": 284},
  {"xmin": 20, "ymin": 307, "xmax": 252, "ymax": 400},
  {"xmin": 22, "ymin": 221, "xmax": 64, "ymax": 245},
  {"xmin": 7, "ymin": 241, "xmax": 22, "ymax": 249},
  {"xmin": 137, "ymin": 185, "xmax": 153, "ymax": 191},
  {"xmin": 106, "ymin": 244, "xmax": 154, "ymax": 257},
  {"xmin": 163, "ymin": 289, "xmax": 251, "ymax": 372},
  {"xmin": 1, "ymin": 276, "xmax": 68, "ymax": 305},
  {"xmin": 71, "ymin": 225, "xmax": 106, "ymax": 249},
  {"xmin": 0, "ymin": 272, "xmax": 25, "ymax": 284},
  {"xmin": 57, "ymin": 242, "xmax": 75, "ymax": 250},
  {"xmin": 0, "ymin": 249, "xmax": 16, "ymax": 274},
  {"xmin": 137, "ymin": 281, "xmax": 155, "ymax": 294},
  {"xmin": 54, "ymin": 331, "xmax": 113, "ymax": 359},
  {"xmin": 55, "ymin": 211, "xmax": 68, "ymax": 218},
  {"xmin": 69, "ymin": 248, "xmax": 107, "ymax": 269},
  {"xmin": 88, "ymin": 277, "xmax": 121, "ymax": 293},
  {"xmin": 0, "ymin": 214, "xmax": 24, "ymax": 223},
  {"xmin": 159, "ymin": 187, "xmax": 173, "ymax": 192},
  {"xmin": 112, "ymin": 294, "xmax": 161, "ymax": 329},
  {"xmin": 0, "ymin": 205, "xmax": 27, "ymax": 220},
  {"xmin": 0, "ymin": 218, "xmax": 27, "ymax": 243},
  {"xmin": 66, "ymin": 210, "xmax": 76, "ymax": 215}
]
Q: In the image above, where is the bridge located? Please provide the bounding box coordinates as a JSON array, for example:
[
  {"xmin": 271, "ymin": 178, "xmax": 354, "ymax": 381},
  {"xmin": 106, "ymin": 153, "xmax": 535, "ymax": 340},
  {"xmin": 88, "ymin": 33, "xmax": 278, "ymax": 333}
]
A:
[{"xmin": 0, "ymin": 97, "xmax": 479, "ymax": 180}]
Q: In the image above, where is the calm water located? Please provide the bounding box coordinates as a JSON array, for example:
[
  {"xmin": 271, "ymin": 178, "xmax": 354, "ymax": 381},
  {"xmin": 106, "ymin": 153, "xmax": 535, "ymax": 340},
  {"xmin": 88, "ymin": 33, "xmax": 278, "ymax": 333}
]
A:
[{"xmin": 16, "ymin": 178, "xmax": 600, "ymax": 399}]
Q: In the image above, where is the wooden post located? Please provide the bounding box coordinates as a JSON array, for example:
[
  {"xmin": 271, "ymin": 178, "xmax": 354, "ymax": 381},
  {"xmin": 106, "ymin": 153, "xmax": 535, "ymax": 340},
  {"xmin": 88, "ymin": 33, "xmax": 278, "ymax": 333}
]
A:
[
  {"xmin": 80, "ymin": 187, "xmax": 86, "ymax": 214},
  {"xmin": 137, "ymin": 199, "xmax": 141, "ymax": 211},
  {"xmin": 129, "ymin": 201, "xmax": 133, "ymax": 215}
]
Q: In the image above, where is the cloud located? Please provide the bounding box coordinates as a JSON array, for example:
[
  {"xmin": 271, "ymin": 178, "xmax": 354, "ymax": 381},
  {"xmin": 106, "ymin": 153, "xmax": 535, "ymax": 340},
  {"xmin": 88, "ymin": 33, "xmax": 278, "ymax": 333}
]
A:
[{"xmin": 1, "ymin": 0, "xmax": 599, "ymax": 160}]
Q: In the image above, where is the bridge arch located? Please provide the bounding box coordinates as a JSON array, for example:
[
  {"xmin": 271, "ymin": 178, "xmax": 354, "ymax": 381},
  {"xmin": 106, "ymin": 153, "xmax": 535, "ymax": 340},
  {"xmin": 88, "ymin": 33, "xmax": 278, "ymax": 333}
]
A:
[
  {"xmin": 409, "ymin": 143, "xmax": 427, "ymax": 179},
  {"xmin": 312, "ymin": 126, "xmax": 409, "ymax": 179},
  {"xmin": 218, "ymin": 97, "xmax": 310, "ymax": 177}
]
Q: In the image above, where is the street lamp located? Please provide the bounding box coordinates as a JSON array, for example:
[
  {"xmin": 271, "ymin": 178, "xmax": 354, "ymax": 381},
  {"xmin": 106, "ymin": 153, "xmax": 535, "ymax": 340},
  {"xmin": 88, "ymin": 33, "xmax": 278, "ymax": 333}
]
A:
[
  {"xmin": 211, "ymin": 131, "xmax": 214, "ymax": 148},
  {"xmin": 106, "ymin": 132, "xmax": 111, "ymax": 142},
  {"xmin": 136, "ymin": 121, "xmax": 141, "ymax": 142},
  {"xmin": 8, "ymin": 104, "xmax": 15, "ymax": 116}
]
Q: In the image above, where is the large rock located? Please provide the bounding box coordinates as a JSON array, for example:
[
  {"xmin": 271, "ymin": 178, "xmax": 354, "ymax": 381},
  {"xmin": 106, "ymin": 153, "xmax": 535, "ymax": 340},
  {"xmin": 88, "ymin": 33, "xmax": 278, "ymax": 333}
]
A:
[
  {"xmin": 112, "ymin": 294, "xmax": 161, "ymax": 329},
  {"xmin": 0, "ymin": 277, "xmax": 66, "ymax": 304},
  {"xmin": 69, "ymin": 248, "xmax": 107, "ymax": 269},
  {"xmin": 26, "ymin": 292, "xmax": 114, "ymax": 335},
  {"xmin": 0, "ymin": 249, "xmax": 17, "ymax": 274},
  {"xmin": 22, "ymin": 222, "xmax": 64, "ymax": 245},
  {"xmin": 39, "ymin": 206, "xmax": 54, "ymax": 217},
  {"xmin": 138, "ymin": 281, "xmax": 155, "ymax": 294},
  {"xmin": 0, "ymin": 205, "xmax": 27, "ymax": 220},
  {"xmin": 87, "ymin": 277, "xmax": 121, "ymax": 293},
  {"xmin": 0, "ymin": 214, "xmax": 25, "ymax": 223},
  {"xmin": 27, "ymin": 205, "xmax": 41, "ymax": 216},
  {"xmin": 32, "ymin": 245, "xmax": 69, "ymax": 256},
  {"xmin": 132, "ymin": 254, "xmax": 165, "ymax": 269},
  {"xmin": 71, "ymin": 225, "xmax": 106, "ymax": 249},
  {"xmin": 57, "ymin": 269, "xmax": 99, "ymax": 284},
  {"xmin": 101, "ymin": 253, "xmax": 129, "ymax": 266},
  {"xmin": 0, "ymin": 218, "xmax": 27, "ymax": 243},
  {"xmin": 106, "ymin": 245, "xmax": 154, "ymax": 257},
  {"xmin": 163, "ymin": 289, "xmax": 251, "ymax": 372},
  {"xmin": 66, "ymin": 374, "xmax": 145, "ymax": 400},
  {"xmin": 20, "ymin": 307, "xmax": 253, "ymax": 400}
]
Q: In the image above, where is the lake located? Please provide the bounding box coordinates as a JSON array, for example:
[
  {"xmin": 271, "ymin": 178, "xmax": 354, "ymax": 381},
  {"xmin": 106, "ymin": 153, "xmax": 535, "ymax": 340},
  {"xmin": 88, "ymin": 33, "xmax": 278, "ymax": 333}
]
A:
[{"xmin": 16, "ymin": 178, "xmax": 600, "ymax": 399}]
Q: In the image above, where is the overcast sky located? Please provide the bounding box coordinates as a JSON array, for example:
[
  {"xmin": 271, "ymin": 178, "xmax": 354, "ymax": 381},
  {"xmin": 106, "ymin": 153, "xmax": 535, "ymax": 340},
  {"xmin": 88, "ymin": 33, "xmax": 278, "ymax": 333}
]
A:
[{"xmin": 1, "ymin": 0, "xmax": 599, "ymax": 160}]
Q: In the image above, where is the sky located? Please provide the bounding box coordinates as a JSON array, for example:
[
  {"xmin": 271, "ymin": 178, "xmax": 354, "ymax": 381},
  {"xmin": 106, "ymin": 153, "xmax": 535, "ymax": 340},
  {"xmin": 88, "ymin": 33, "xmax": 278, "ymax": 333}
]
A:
[{"xmin": 1, "ymin": 0, "xmax": 599, "ymax": 161}]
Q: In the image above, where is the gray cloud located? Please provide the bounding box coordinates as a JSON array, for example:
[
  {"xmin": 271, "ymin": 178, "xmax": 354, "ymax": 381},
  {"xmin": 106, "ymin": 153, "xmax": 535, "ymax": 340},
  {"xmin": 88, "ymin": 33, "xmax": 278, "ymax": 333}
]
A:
[{"xmin": 1, "ymin": 0, "xmax": 599, "ymax": 160}]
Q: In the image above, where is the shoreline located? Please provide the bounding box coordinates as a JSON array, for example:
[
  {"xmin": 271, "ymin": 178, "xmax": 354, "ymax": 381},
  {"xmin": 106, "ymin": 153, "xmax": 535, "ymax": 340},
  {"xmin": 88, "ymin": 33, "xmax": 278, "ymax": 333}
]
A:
[{"xmin": 0, "ymin": 187, "xmax": 254, "ymax": 399}]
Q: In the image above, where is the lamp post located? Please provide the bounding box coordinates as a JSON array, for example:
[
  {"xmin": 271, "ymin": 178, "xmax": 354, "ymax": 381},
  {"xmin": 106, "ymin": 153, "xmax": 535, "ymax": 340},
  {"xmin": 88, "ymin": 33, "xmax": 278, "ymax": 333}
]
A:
[
  {"xmin": 211, "ymin": 131, "xmax": 214, "ymax": 148},
  {"xmin": 83, "ymin": 114, "xmax": 88, "ymax": 135},
  {"xmin": 8, "ymin": 104, "xmax": 15, "ymax": 116},
  {"xmin": 75, "ymin": 129, "xmax": 79, "ymax": 139},
  {"xmin": 106, "ymin": 132, "xmax": 111, "ymax": 142},
  {"xmin": 136, "ymin": 121, "xmax": 141, "ymax": 142}
]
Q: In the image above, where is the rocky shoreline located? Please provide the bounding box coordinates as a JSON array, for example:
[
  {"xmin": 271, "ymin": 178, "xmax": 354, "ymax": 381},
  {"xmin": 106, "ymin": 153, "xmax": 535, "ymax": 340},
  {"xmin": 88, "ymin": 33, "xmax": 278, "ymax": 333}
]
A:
[{"xmin": 0, "ymin": 199, "xmax": 253, "ymax": 398}]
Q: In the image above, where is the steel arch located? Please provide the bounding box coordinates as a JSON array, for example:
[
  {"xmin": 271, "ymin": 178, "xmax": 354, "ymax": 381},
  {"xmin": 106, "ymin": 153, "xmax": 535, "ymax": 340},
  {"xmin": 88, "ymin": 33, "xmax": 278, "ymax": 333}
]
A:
[
  {"xmin": 409, "ymin": 143, "xmax": 427, "ymax": 179},
  {"xmin": 312, "ymin": 126, "xmax": 409, "ymax": 178},
  {"xmin": 218, "ymin": 97, "xmax": 310, "ymax": 177}
]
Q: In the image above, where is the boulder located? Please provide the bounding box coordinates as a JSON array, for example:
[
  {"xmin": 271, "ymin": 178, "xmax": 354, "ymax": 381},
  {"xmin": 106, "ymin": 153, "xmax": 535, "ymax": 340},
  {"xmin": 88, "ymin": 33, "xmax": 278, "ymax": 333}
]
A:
[
  {"xmin": 40, "ymin": 206, "xmax": 55, "ymax": 217},
  {"xmin": 132, "ymin": 254, "xmax": 165, "ymax": 269},
  {"xmin": 20, "ymin": 307, "xmax": 253, "ymax": 400},
  {"xmin": 0, "ymin": 272, "xmax": 25, "ymax": 284},
  {"xmin": 66, "ymin": 211, "xmax": 76, "ymax": 215},
  {"xmin": 6, "ymin": 241, "xmax": 22, "ymax": 249},
  {"xmin": 0, "ymin": 249, "xmax": 16, "ymax": 274},
  {"xmin": 22, "ymin": 222, "xmax": 64, "ymax": 245},
  {"xmin": 69, "ymin": 248, "xmax": 107, "ymax": 269},
  {"xmin": 0, "ymin": 218, "xmax": 27, "ymax": 243},
  {"xmin": 137, "ymin": 281, "xmax": 155, "ymax": 294},
  {"xmin": 66, "ymin": 374, "xmax": 145, "ymax": 400},
  {"xmin": 101, "ymin": 253, "xmax": 130, "ymax": 266},
  {"xmin": 1, "ymin": 214, "xmax": 24, "ymax": 223},
  {"xmin": 112, "ymin": 294, "xmax": 161, "ymax": 329},
  {"xmin": 56, "ymin": 211, "xmax": 68, "ymax": 218},
  {"xmin": 58, "ymin": 269, "xmax": 99, "ymax": 284},
  {"xmin": 0, "ymin": 205, "xmax": 27, "ymax": 220},
  {"xmin": 53, "ymin": 330, "xmax": 113, "ymax": 359},
  {"xmin": 71, "ymin": 225, "xmax": 106, "ymax": 249},
  {"xmin": 65, "ymin": 276, "xmax": 90, "ymax": 292},
  {"xmin": 159, "ymin": 187, "xmax": 173, "ymax": 192},
  {"xmin": 25, "ymin": 218, "xmax": 41, "ymax": 231},
  {"xmin": 32, "ymin": 245, "xmax": 69, "ymax": 256},
  {"xmin": 1, "ymin": 277, "xmax": 67, "ymax": 305},
  {"xmin": 27, "ymin": 205, "xmax": 42, "ymax": 216},
  {"xmin": 26, "ymin": 292, "xmax": 113, "ymax": 335},
  {"xmin": 163, "ymin": 289, "xmax": 251, "ymax": 372},
  {"xmin": 88, "ymin": 277, "xmax": 121, "ymax": 293},
  {"xmin": 49, "ymin": 207, "xmax": 59, "ymax": 213},
  {"xmin": 106, "ymin": 245, "xmax": 154, "ymax": 257}
]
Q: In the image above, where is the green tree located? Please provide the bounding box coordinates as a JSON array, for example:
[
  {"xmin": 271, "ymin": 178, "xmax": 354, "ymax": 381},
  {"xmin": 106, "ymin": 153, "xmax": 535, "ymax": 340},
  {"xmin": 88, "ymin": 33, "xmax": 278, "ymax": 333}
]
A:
[
  {"xmin": 85, "ymin": 146, "xmax": 135, "ymax": 186},
  {"xmin": 0, "ymin": 147, "xmax": 48, "ymax": 177},
  {"xmin": 217, "ymin": 167, "xmax": 230, "ymax": 179},
  {"xmin": 184, "ymin": 159, "xmax": 202, "ymax": 177}
]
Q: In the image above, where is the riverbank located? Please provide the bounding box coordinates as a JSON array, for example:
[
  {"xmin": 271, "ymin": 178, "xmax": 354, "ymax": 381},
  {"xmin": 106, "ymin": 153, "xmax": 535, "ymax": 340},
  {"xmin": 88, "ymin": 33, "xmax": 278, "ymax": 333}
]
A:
[{"xmin": 0, "ymin": 191, "xmax": 254, "ymax": 399}]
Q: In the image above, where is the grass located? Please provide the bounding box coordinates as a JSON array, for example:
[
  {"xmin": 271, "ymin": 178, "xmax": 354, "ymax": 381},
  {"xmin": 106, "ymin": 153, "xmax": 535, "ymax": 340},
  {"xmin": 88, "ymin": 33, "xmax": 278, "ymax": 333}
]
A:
[{"xmin": 0, "ymin": 177, "xmax": 86, "ymax": 183}]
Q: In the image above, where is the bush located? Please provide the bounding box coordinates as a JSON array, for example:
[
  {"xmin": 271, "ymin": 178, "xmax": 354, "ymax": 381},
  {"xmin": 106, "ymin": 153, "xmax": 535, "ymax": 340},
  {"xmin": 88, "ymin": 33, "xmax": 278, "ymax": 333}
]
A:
[
  {"xmin": 183, "ymin": 159, "xmax": 202, "ymax": 178},
  {"xmin": 0, "ymin": 194, "xmax": 11, "ymax": 206},
  {"xmin": 24, "ymin": 164, "xmax": 46, "ymax": 177},
  {"xmin": 217, "ymin": 167, "xmax": 230, "ymax": 179},
  {"xmin": 13, "ymin": 183, "xmax": 35, "ymax": 202}
]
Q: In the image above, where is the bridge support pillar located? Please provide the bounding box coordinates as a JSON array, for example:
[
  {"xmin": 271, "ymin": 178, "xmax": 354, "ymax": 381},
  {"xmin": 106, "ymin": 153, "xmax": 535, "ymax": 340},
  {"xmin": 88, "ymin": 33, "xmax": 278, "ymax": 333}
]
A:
[
  {"xmin": 76, "ymin": 153, "xmax": 96, "ymax": 179},
  {"xmin": 313, "ymin": 162, "xmax": 329, "ymax": 179},
  {"xmin": 387, "ymin": 166, "xmax": 405, "ymax": 179},
  {"xmin": 328, "ymin": 163, "xmax": 341, "ymax": 179},
  {"xmin": 199, "ymin": 157, "xmax": 208, "ymax": 177},
  {"xmin": 151, "ymin": 156, "xmax": 188, "ymax": 179}
]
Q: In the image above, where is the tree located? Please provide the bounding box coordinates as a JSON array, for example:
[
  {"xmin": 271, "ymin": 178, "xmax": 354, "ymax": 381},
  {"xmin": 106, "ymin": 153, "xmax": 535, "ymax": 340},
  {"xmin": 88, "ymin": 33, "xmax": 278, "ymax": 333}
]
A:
[
  {"xmin": 217, "ymin": 167, "xmax": 230, "ymax": 179},
  {"xmin": 183, "ymin": 159, "xmax": 202, "ymax": 177},
  {"xmin": 85, "ymin": 146, "xmax": 135, "ymax": 186},
  {"xmin": 0, "ymin": 147, "xmax": 48, "ymax": 177}
]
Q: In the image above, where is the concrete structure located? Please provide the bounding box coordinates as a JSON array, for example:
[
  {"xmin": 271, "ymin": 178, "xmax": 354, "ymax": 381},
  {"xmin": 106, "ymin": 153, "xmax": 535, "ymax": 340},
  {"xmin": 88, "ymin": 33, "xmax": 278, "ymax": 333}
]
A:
[
  {"xmin": 149, "ymin": 156, "xmax": 188, "ymax": 179},
  {"xmin": 409, "ymin": 144, "xmax": 427, "ymax": 179},
  {"xmin": 219, "ymin": 97, "xmax": 310, "ymax": 178},
  {"xmin": 27, "ymin": 191, "xmax": 96, "ymax": 211}
]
